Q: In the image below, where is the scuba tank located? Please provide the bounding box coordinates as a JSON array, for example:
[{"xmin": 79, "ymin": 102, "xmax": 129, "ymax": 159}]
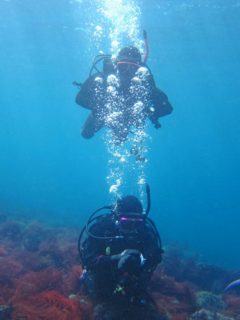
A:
[
  {"xmin": 89, "ymin": 54, "xmax": 116, "ymax": 77},
  {"xmin": 89, "ymin": 30, "xmax": 149, "ymax": 78},
  {"xmin": 73, "ymin": 30, "xmax": 150, "ymax": 87}
]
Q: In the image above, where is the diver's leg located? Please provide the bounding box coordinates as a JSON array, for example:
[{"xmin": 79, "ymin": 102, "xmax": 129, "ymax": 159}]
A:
[{"xmin": 81, "ymin": 113, "xmax": 103, "ymax": 139}]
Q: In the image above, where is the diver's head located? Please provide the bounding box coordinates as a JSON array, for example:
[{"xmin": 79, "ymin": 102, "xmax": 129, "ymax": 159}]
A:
[
  {"xmin": 117, "ymin": 46, "xmax": 142, "ymax": 64},
  {"xmin": 116, "ymin": 46, "xmax": 142, "ymax": 77},
  {"xmin": 116, "ymin": 195, "xmax": 143, "ymax": 215},
  {"xmin": 115, "ymin": 195, "xmax": 144, "ymax": 233}
]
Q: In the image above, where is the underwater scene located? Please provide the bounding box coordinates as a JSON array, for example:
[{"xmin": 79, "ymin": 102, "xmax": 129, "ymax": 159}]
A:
[{"xmin": 1, "ymin": 0, "xmax": 240, "ymax": 319}]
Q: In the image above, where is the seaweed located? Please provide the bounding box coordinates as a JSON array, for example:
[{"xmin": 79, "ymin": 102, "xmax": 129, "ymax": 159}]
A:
[
  {"xmin": 1, "ymin": 216, "xmax": 240, "ymax": 319},
  {"xmin": 13, "ymin": 291, "xmax": 82, "ymax": 320}
]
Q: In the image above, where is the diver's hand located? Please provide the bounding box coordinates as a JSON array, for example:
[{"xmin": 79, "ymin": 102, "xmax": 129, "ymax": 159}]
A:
[
  {"xmin": 148, "ymin": 114, "xmax": 161, "ymax": 129},
  {"xmin": 154, "ymin": 120, "xmax": 161, "ymax": 129},
  {"xmin": 117, "ymin": 249, "xmax": 144, "ymax": 274}
]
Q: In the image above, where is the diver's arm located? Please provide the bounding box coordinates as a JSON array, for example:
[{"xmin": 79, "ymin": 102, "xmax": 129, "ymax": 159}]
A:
[
  {"xmin": 147, "ymin": 88, "xmax": 173, "ymax": 128},
  {"xmin": 141, "ymin": 72, "xmax": 173, "ymax": 127},
  {"xmin": 84, "ymin": 238, "xmax": 142, "ymax": 275},
  {"xmin": 142, "ymin": 229, "xmax": 163, "ymax": 271},
  {"xmin": 75, "ymin": 77, "xmax": 93, "ymax": 109},
  {"xmin": 151, "ymin": 88, "xmax": 173, "ymax": 116},
  {"xmin": 75, "ymin": 74, "xmax": 103, "ymax": 110},
  {"xmin": 82, "ymin": 220, "xmax": 119, "ymax": 274},
  {"xmin": 82, "ymin": 225, "xmax": 110, "ymax": 272}
]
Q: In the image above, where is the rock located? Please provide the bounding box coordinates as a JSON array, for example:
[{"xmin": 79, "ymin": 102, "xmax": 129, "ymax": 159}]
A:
[
  {"xmin": 189, "ymin": 308, "xmax": 234, "ymax": 320},
  {"xmin": 224, "ymin": 294, "xmax": 240, "ymax": 315},
  {"xmin": 196, "ymin": 291, "xmax": 226, "ymax": 311},
  {"xmin": 0, "ymin": 305, "xmax": 13, "ymax": 320}
]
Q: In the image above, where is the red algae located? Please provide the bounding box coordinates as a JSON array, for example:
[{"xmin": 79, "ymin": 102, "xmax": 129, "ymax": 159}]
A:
[
  {"xmin": 12, "ymin": 268, "xmax": 64, "ymax": 301},
  {"xmin": 12, "ymin": 291, "xmax": 82, "ymax": 320},
  {"xmin": 62, "ymin": 265, "xmax": 83, "ymax": 296},
  {"xmin": 0, "ymin": 245, "xmax": 8, "ymax": 256},
  {"xmin": 150, "ymin": 271, "xmax": 196, "ymax": 319},
  {"xmin": 0, "ymin": 217, "xmax": 239, "ymax": 320},
  {"xmin": 0, "ymin": 257, "xmax": 23, "ymax": 288},
  {"xmin": 223, "ymin": 294, "xmax": 240, "ymax": 318}
]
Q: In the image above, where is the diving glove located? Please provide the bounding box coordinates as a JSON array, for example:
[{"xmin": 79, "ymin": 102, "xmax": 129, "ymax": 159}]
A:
[{"xmin": 116, "ymin": 249, "xmax": 145, "ymax": 274}]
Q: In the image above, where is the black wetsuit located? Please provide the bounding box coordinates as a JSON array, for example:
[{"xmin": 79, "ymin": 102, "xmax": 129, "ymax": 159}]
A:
[
  {"xmin": 80, "ymin": 213, "xmax": 162, "ymax": 300},
  {"xmin": 76, "ymin": 63, "xmax": 173, "ymax": 142}
]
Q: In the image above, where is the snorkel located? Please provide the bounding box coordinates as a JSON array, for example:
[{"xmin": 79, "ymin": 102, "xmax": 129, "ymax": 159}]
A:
[
  {"xmin": 145, "ymin": 183, "xmax": 151, "ymax": 216},
  {"xmin": 143, "ymin": 30, "xmax": 149, "ymax": 64}
]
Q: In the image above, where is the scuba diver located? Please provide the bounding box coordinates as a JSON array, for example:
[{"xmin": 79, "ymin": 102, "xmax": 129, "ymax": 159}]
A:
[
  {"xmin": 74, "ymin": 31, "xmax": 173, "ymax": 144},
  {"xmin": 78, "ymin": 184, "xmax": 164, "ymax": 319}
]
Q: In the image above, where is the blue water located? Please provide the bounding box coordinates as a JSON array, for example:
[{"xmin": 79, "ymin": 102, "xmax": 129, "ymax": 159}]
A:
[{"xmin": 0, "ymin": 0, "xmax": 240, "ymax": 268}]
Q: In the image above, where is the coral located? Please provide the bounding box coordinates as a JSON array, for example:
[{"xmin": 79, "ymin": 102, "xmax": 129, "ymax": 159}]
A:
[
  {"xmin": 189, "ymin": 308, "xmax": 234, "ymax": 320},
  {"xmin": 196, "ymin": 291, "xmax": 226, "ymax": 311}
]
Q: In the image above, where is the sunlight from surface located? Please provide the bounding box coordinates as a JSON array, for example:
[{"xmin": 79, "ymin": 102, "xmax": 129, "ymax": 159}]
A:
[{"xmin": 96, "ymin": 0, "xmax": 143, "ymax": 55}]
